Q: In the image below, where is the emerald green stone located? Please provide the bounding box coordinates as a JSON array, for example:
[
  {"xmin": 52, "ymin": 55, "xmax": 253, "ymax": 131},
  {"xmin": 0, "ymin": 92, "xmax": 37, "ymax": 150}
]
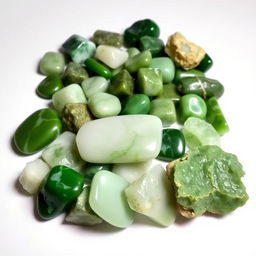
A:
[
  {"xmin": 150, "ymin": 98, "xmax": 176, "ymax": 126},
  {"xmin": 157, "ymin": 129, "xmax": 185, "ymax": 162},
  {"xmin": 109, "ymin": 69, "xmax": 134, "ymax": 97},
  {"xmin": 84, "ymin": 58, "xmax": 112, "ymax": 79},
  {"xmin": 124, "ymin": 19, "xmax": 160, "ymax": 47},
  {"xmin": 39, "ymin": 52, "xmax": 65, "ymax": 76},
  {"xmin": 121, "ymin": 94, "xmax": 150, "ymax": 115},
  {"xmin": 149, "ymin": 57, "xmax": 175, "ymax": 83},
  {"xmin": 82, "ymin": 163, "xmax": 112, "ymax": 183},
  {"xmin": 173, "ymin": 69, "xmax": 205, "ymax": 84},
  {"xmin": 37, "ymin": 165, "xmax": 84, "ymax": 220},
  {"xmin": 157, "ymin": 83, "xmax": 181, "ymax": 104},
  {"xmin": 206, "ymin": 97, "xmax": 229, "ymax": 135},
  {"xmin": 179, "ymin": 94, "xmax": 207, "ymax": 123},
  {"xmin": 89, "ymin": 171, "xmax": 135, "ymax": 228},
  {"xmin": 125, "ymin": 50, "xmax": 152, "ymax": 73},
  {"xmin": 14, "ymin": 108, "xmax": 62, "ymax": 154},
  {"xmin": 137, "ymin": 68, "xmax": 163, "ymax": 96},
  {"xmin": 62, "ymin": 62, "xmax": 89, "ymax": 86},
  {"xmin": 93, "ymin": 30, "xmax": 123, "ymax": 47},
  {"xmin": 37, "ymin": 74, "xmax": 63, "ymax": 99},
  {"xmin": 139, "ymin": 36, "xmax": 164, "ymax": 57},
  {"xmin": 196, "ymin": 53, "xmax": 213, "ymax": 72},
  {"xmin": 62, "ymin": 34, "xmax": 96, "ymax": 64}
]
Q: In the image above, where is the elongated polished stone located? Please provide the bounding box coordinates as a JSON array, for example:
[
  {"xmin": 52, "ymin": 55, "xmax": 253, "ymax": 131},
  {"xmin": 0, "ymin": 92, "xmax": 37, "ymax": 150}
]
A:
[
  {"xmin": 82, "ymin": 76, "xmax": 108, "ymax": 98},
  {"xmin": 14, "ymin": 108, "xmax": 62, "ymax": 154},
  {"xmin": 89, "ymin": 171, "xmax": 134, "ymax": 228},
  {"xmin": 76, "ymin": 115, "xmax": 162, "ymax": 163},
  {"xmin": 84, "ymin": 58, "xmax": 112, "ymax": 79},
  {"xmin": 83, "ymin": 163, "xmax": 112, "ymax": 182}
]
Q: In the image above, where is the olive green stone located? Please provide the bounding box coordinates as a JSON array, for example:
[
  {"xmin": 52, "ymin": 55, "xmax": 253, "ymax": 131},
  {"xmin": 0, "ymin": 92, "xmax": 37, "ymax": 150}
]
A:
[
  {"xmin": 93, "ymin": 30, "xmax": 123, "ymax": 47},
  {"xmin": 39, "ymin": 52, "xmax": 65, "ymax": 76},
  {"xmin": 14, "ymin": 108, "xmax": 62, "ymax": 154},
  {"xmin": 84, "ymin": 58, "xmax": 112, "ymax": 79},
  {"xmin": 109, "ymin": 69, "xmax": 134, "ymax": 98},
  {"xmin": 137, "ymin": 68, "xmax": 163, "ymax": 96},
  {"xmin": 37, "ymin": 74, "xmax": 63, "ymax": 99},
  {"xmin": 157, "ymin": 83, "xmax": 181, "ymax": 103},
  {"xmin": 173, "ymin": 69, "xmax": 205, "ymax": 84},
  {"xmin": 127, "ymin": 47, "xmax": 140, "ymax": 58},
  {"xmin": 139, "ymin": 36, "xmax": 164, "ymax": 57},
  {"xmin": 62, "ymin": 62, "xmax": 89, "ymax": 86}
]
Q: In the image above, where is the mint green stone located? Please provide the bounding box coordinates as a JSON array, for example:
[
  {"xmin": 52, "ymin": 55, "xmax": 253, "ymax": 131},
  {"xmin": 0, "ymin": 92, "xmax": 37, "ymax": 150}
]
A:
[
  {"xmin": 89, "ymin": 171, "xmax": 134, "ymax": 228},
  {"xmin": 81, "ymin": 76, "xmax": 108, "ymax": 98},
  {"xmin": 127, "ymin": 47, "xmax": 140, "ymax": 58},
  {"xmin": 39, "ymin": 52, "xmax": 65, "ymax": 76},
  {"xmin": 149, "ymin": 57, "xmax": 175, "ymax": 83}
]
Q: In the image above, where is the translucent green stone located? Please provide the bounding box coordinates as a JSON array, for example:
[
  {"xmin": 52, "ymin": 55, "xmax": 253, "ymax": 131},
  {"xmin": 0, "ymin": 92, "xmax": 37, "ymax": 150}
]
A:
[
  {"xmin": 196, "ymin": 53, "xmax": 213, "ymax": 72},
  {"xmin": 84, "ymin": 58, "xmax": 112, "ymax": 79},
  {"xmin": 157, "ymin": 83, "xmax": 181, "ymax": 103},
  {"xmin": 173, "ymin": 68, "xmax": 205, "ymax": 84},
  {"xmin": 93, "ymin": 30, "xmax": 123, "ymax": 47},
  {"xmin": 127, "ymin": 47, "xmax": 140, "ymax": 58}
]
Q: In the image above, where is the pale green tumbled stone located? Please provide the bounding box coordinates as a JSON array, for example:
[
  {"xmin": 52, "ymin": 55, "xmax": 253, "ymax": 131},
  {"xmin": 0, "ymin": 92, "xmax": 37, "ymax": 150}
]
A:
[
  {"xmin": 88, "ymin": 92, "xmax": 121, "ymax": 118},
  {"xmin": 89, "ymin": 171, "xmax": 134, "ymax": 228},
  {"xmin": 127, "ymin": 47, "xmax": 140, "ymax": 58},
  {"xmin": 81, "ymin": 76, "xmax": 109, "ymax": 98},
  {"xmin": 52, "ymin": 84, "xmax": 87, "ymax": 114},
  {"xmin": 76, "ymin": 115, "xmax": 162, "ymax": 163}
]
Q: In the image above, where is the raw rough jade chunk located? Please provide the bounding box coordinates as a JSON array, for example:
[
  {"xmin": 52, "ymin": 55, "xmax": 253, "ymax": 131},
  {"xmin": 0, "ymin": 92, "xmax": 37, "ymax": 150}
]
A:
[
  {"xmin": 139, "ymin": 36, "xmax": 164, "ymax": 57},
  {"xmin": 89, "ymin": 171, "xmax": 134, "ymax": 228},
  {"xmin": 76, "ymin": 115, "xmax": 162, "ymax": 163},
  {"xmin": 157, "ymin": 129, "xmax": 185, "ymax": 162},
  {"xmin": 14, "ymin": 108, "xmax": 62, "ymax": 154},
  {"xmin": 157, "ymin": 83, "xmax": 181, "ymax": 103},
  {"xmin": 84, "ymin": 58, "xmax": 112, "ymax": 79},
  {"xmin": 167, "ymin": 145, "xmax": 249, "ymax": 217},
  {"xmin": 93, "ymin": 30, "xmax": 123, "ymax": 47},
  {"xmin": 196, "ymin": 53, "xmax": 213, "ymax": 72},
  {"xmin": 37, "ymin": 165, "xmax": 84, "ymax": 220},
  {"xmin": 173, "ymin": 68, "xmax": 205, "ymax": 84},
  {"xmin": 125, "ymin": 165, "xmax": 176, "ymax": 227},
  {"xmin": 124, "ymin": 19, "xmax": 160, "ymax": 47}
]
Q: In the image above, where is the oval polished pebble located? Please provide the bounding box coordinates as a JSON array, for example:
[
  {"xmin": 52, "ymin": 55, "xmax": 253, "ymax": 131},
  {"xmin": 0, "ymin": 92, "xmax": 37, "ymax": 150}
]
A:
[
  {"xmin": 89, "ymin": 171, "xmax": 134, "ymax": 228},
  {"xmin": 76, "ymin": 115, "xmax": 162, "ymax": 163},
  {"xmin": 82, "ymin": 76, "xmax": 108, "ymax": 98},
  {"xmin": 84, "ymin": 58, "xmax": 112, "ymax": 79},
  {"xmin": 14, "ymin": 108, "xmax": 62, "ymax": 154}
]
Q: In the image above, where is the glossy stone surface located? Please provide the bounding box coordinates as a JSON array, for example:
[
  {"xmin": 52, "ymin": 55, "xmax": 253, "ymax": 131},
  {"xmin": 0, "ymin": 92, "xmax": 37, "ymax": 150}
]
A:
[
  {"xmin": 84, "ymin": 58, "xmax": 112, "ymax": 79},
  {"xmin": 88, "ymin": 92, "xmax": 121, "ymax": 118},
  {"xmin": 14, "ymin": 108, "xmax": 62, "ymax": 154},
  {"xmin": 52, "ymin": 84, "xmax": 87, "ymax": 114},
  {"xmin": 62, "ymin": 34, "xmax": 96, "ymax": 64},
  {"xmin": 76, "ymin": 115, "xmax": 162, "ymax": 163},
  {"xmin": 124, "ymin": 19, "xmax": 160, "ymax": 47},
  {"xmin": 82, "ymin": 76, "xmax": 109, "ymax": 98},
  {"xmin": 95, "ymin": 45, "xmax": 128, "ymax": 69},
  {"xmin": 37, "ymin": 165, "xmax": 84, "ymax": 220},
  {"xmin": 121, "ymin": 94, "xmax": 150, "ymax": 115},
  {"xmin": 109, "ymin": 69, "xmax": 134, "ymax": 97},
  {"xmin": 150, "ymin": 98, "xmax": 176, "ymax": 126},
  {"xmin": 93, "ymin": 30, "xmax": 123, "ymax": 47},
  {"xmin": 125, "ymin": 50, "xmax": 152, "ymax": 73},
  {"xmin": 139, "ymin": 36, "xmax": 164, "ymax": 57},
  {"xmin": 149, "ymin": 57, "xmax": 175, "ymax": 83},
  {"xmin": 157, "ymin": 129, "xmax": 185, "ymax": 161},
  {"xmin": 206, "ymin": 97, "xmax": 229, "ymax": 135},
  {"xmin": 137, "ymin": 68, "xmax": 163, "ymax": 96},
  {"xmin": 173, "ymin": 68, "xmax": 205, "ymax": 84},
  {"xmin": 157, "ymin": 83, "xmax": 181, "ymax": 103},
  {"xmin": 127, "ymin": 47, "xmax": 140, "ymax": 58},
  {"xmin": 89, "ymin": 171, "xmax": 134, "ymax": 228},
  {"xmin": 39, "ymin": 52, "xmax": 65, "ymax": 76},
  {"xmin": 196, "ymin": 53, "xmax": 213, "ymax": 72},
  {"xmin": 37, "ymin": 74, "xmax": 63, "ymax": 99},
  {"xmin": 62, "ymin": 62, "xmax": 89, "ymax": 86},
  {"xmin": 82, "ymin": 163, "xmax": 112, "ymax": 182},
  {"xmin": 179, "ymin": 94, "xmax": 207, "ymax": 123}
]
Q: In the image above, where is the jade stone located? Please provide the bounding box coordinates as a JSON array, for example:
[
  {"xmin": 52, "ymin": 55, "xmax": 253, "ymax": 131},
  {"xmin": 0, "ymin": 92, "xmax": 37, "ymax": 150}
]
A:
[
  {"xmin": 82, "ymin": 163, "xmax": 112, "ymax": 182},
  {"xmin": 179, "ymin": 94, "xmax": 207, "ymax": 123},
  {"xmin": 89, "ymin": 171, "xmax": 134, "ymax": 228},
  {"xmin": 137, "ymin": 68, "xmax": 163, "ymax": 96},
  {"xmin": 84, "ymin": 58, "xmax": 112, "ymax": 79},
  {"xmin": 206, "ymin": 97, "xmax": 229, "ymax": 135},
  {"xmin": 139, "ymin": 36, "xmax": 164, "ymax": 57},
  {"xmin": 149, "ymin": 57, "xmax": 175, "ymax": 83},
  {"xmin": 157, "ymin": 129, "xmax": 185, "ymax": 162},
  {"xmin": 37, "ymin": 74, "xmax": 63, "ymax": 99},
  {"xmin": 108, "ymin": 69, "xmax": 134, "ymax": 98},
  {"xmin": 39, "ymin": 52, "xmax": 65, "ymax": 76},
  {"xmin": 112, "ymin": 66, "xmax": 123, "ymax": 76},
  {"xmin": 157, "ymin": 83, "xmax": 181, "ymax": 104},
  {"xmin": 121, "ymin": 94, "xmax": 150, "ymax": 115},
  {"xmin": 62, "ymin": 62, "xmax": 89, "ymax": 86},
  {"xmin": 62, "ymin": 34, "xmax": 96, "ymax": 64},
  {"xmin": 127, "ymin": 47, "xmax": 140, "ymax": 58},
  {"xmin": 82, "ymin": 76, "xmax": 109, "ymax": 98},
  {"xmin": 173, "ymin": 68, "xmax": 205, "ymax": 84},
  {"xmin": 125, "ymin": 50, "xmax": 152, "ymax": 73},
  {"xmin": 196, "ymin": 53, "xmax": 213, "ymax": 72},
  {"xmin": 88, "ymin": 92, "xmax": 121, "ymax": 118},
  {"xmin": 76, "ymin": 115, "xmax": 162, "ymax": 163},
  {"xmin": 93, "ymin": 30, "xmax": 123, "ymax": 47},
  {"xmin": 14, "ymin": 108, "xmax": 62, "ymax": 154},
  {"xmin": 150, "ymin": 98, "xmax": 176, "ymax": 126},
  {"xmin": 124, "ymin": 19, "xmax": 160, "ymax": 47}
]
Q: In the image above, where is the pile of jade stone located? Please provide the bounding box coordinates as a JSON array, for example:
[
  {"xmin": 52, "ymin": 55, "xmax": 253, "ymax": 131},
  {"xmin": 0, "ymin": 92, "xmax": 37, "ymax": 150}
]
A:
[{"xmin": 15, "ymin": 19, "xmax": 248, "ymax": 228}]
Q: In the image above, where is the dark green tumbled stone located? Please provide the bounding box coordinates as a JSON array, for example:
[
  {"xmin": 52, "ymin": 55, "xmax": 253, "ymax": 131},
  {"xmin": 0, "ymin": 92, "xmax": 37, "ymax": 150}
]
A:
[
  {"xmin": 173, "ymin": 69, "xmax": 205, "ymax": 85},
  {"xmin": 196, "ymin": 53, "xmax": 213, "ymax": 72},
  {"xmin": 84, "ymin": 58, "xmax": 112, "ymax": 79},
  {"xmin": 37, "ymin": 74, "xmax": 63, "ymax": 99},
  {"xmin": 124, "ymin": 19, "xmax": 160, "ymax": 47},
  {"xmin": 82, "ymin": 163, "xmax": 112, "ymax": 183},
  {"xmin": 139, "ymin": 36, "xmax": 164, "ymax": 57},
  {"xmin": 62, "ymin": 62, "xmax": 88, "ymax": 86},
  {"xmin": 93, "ymin": 30, "xmax": 123, "ymax": 47},
  {"xmin": 157, "ymin": 129, "xmax": 185, "ymax": 162},
  {"xmin": 14, "ymin": 108, "xmax": 62, "ymax": 154}
]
